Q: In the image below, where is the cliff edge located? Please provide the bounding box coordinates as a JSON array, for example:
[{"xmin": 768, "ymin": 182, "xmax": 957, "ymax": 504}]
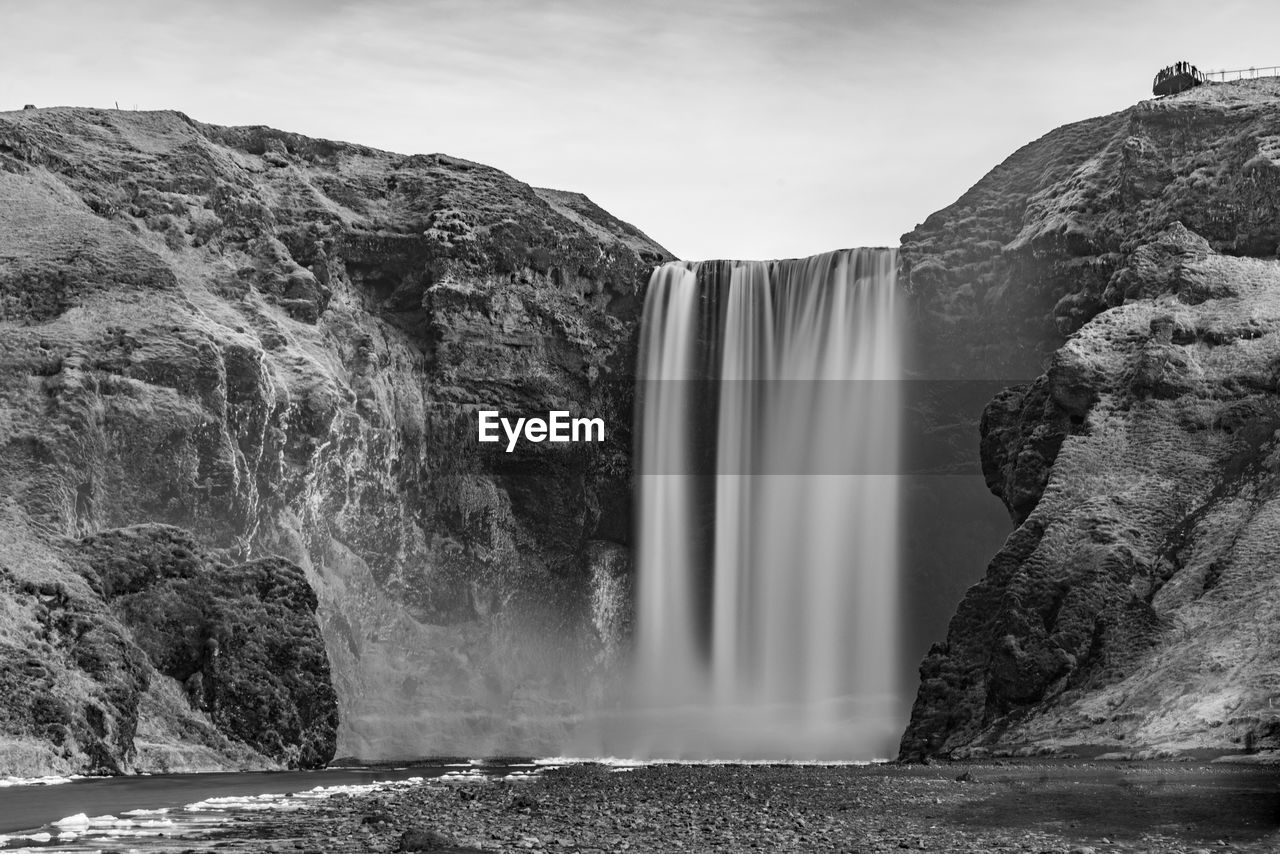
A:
[
  {"xmin": 0, "ymin": 106, "xmax": 669, "ymax": 772},
  {"xmin": 900, "ymin": 79, "xmax": 1280, "ymax": 760}
]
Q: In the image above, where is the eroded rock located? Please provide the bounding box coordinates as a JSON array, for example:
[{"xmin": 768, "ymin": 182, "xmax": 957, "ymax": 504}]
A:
[
  {"xmin": 901, "ymin": 80, "xmax": 1280, "ymax": 761},
  {"xmin": 0, "ymin": 105, "xmax": 670, "ymax": 770}
]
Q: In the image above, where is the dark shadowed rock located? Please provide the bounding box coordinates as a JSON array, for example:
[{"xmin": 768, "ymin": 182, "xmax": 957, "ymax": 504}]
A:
[
  {"xmin": 0, "ymin": 522, "xmax": 335, "ymax": 774},
  {"xmin": 74, "ymin": 524, "xmax": 338, "ymax": 768},
  {"xmin": 0, "ymin": 524, "xmax": 337, "ymax": 774},
  {"xmin": 398, "ymin": 827, "xmax": 481, "ymax": 852}
]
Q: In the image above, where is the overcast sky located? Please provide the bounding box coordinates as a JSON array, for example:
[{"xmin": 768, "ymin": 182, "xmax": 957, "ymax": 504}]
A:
[{"xmin": 4, "ymin": 0, "xmax": 1278, "ymax": 260}]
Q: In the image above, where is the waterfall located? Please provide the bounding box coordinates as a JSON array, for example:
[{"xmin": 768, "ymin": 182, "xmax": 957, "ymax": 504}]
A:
[
  {"xmin": 629, "ymin": 247, "xmax": 901, "ymax": 760},
  {"xmin": 634, "ymin": 263, "xmax": 702, "ymax": 704}
]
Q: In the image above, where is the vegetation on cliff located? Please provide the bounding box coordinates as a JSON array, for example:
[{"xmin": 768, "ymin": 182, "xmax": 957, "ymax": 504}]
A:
[
  {"xmin": 0, "ymin": 523, "xmax": 334, "ymax": 774},
  {"xmin": 76, "ymin": 524, "xmax": 338, "ymax": 769},
  {"xmin": 900, "ymin": 79, "xmax": 1280, "ymax": 760},
  {"xmin": 0, "ymin": 106, "xmax": 669, "ymax": 772}
]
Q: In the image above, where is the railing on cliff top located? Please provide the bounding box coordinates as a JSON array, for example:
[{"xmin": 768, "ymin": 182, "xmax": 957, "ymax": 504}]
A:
[
  {"xmin": 1153, "ymin": 62, "xmax": 1280, "ymax": 97},
  {"xmin": 1202, "ymin": 65, "xmax": 1280, "ymax": 82}
]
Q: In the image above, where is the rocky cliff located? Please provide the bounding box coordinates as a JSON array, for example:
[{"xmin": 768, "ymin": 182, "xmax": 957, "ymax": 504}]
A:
[
  {"xmin": 0, "ymin": 523, "xmax": 337, "ymax": 774},
  {"xmin": 900, "ymin": 79, "xmax": 1280, "ymax": 760},
  {"xmin": 0, "ymin": 106, "xmax": 668, "ymax": 773}
]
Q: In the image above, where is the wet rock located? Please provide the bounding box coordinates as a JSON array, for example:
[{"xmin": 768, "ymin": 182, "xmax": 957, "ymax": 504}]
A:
[
  {"xmin": 361, "ymin": 808, "xmax": 394, "ymax": 825},
  {"xmin": 226, "ymin": 762, "xmax": 1265, "ymax": 854},
  {"xmin": 510, "ymin": 792, "xmax": 540, "ymax": 811},
  {"xmin": 397, "ymin": 828, "xmax": 462, "ymax": 851}
]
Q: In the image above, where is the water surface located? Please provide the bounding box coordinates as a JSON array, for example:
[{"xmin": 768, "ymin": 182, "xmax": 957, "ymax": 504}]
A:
[{"xmin": 0, "ymin": 761, "xmax": 534, "ymax": 849}]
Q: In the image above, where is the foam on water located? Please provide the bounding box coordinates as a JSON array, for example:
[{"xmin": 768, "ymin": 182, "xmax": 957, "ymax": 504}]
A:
[
  {"xmin": 2, "ymin": 766, "xmax": 550, "ymax": 852},
  {"xmin": 0, "ymin": 775, "xmax": 83, "ymax": 788}
]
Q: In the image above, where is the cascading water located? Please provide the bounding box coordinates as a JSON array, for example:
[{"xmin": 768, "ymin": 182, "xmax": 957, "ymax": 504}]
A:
[
  {"xmin": 627, "ymin": 247, "xmax": 901, "ymax": 760},
  {"xmin": 633, "ymin": 263, "xmax": 702, "ymax": 704}
]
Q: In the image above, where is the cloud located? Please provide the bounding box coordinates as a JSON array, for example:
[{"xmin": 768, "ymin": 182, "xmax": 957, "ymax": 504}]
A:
[{"xmin": 5, "ymin": 0, "xmax": 1280, "ymax": 259}]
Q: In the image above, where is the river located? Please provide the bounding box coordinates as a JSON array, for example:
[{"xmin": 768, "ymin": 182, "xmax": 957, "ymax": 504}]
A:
[{"xmin": 0, "ymin": 760, "xmax": 539, "ymax": 850}]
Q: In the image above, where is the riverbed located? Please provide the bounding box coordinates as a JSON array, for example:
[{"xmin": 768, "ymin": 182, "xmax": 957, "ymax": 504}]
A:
[
  {"xmin": 0, "ymin": 761, "xmax": 533, "ymax": 850},
  {"xmin": 2, "ymin": 760, "xmax": 1277, "ymax": 852}
]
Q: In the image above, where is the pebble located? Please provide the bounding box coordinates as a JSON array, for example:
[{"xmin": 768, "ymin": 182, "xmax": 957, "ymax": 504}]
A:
[{"xmin": 145, "ymin": 763, "xmax": 1280, "ymax": 853}]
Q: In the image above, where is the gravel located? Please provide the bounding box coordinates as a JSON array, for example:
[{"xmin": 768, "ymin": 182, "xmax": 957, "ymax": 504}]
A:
[{"xmin": 166, "ymin": 762, "xmax": 1280, "ymax": 853}]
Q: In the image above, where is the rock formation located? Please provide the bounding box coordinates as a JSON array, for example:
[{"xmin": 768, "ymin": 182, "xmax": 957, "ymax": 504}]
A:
[
  {"xmin": 0, "ymin": 523, "xmax": 337, "ymax": 774},
  {"xmin": 12, "ymin": 76, "xmax": 1278, "ymax": 772},
  {"xmin": 900, "ymin": 79, "xmax": 1280, "ymax": 760},
  {"xmin": 0, "ymin": 106, "xmax": 668, "ymax": 773}
]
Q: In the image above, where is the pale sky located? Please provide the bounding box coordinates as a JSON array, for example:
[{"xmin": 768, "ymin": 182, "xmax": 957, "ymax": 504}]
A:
[{"xmin": 3, "ymin": 0, "xmax": 1278, "ymax": 260}]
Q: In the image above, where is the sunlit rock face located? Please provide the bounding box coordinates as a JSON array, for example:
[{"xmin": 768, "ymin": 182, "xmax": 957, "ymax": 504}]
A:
[
  {"xmin": 0, "ymin": 106, "xmax": 669, "ymax": 770},
  {"xmin": 900, "ymin": 79, "xmax": 1280, "ymax": 760}
]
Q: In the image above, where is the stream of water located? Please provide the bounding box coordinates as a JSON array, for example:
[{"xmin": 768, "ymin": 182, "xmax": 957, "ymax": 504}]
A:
[{"xmin": 623, "ymin": 248, "xmax": 902, "ymax": 759}]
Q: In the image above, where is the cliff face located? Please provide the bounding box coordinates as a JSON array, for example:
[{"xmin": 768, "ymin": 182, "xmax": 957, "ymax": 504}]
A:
[
  {"xmin": 0, "ymin": 106, "xmax": 668, "ymax": 772},
  {"xmin": 900, "ymin": 79, "xmax": 1280, "ymax": 760},
  {"xmin": 22, "ymin": 80, "xmax": 1278, "ymax": 770}
]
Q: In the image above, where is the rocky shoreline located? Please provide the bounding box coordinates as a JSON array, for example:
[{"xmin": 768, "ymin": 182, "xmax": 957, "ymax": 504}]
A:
[{"xmin": 83, "ymin": 761, "xmax": 1278, "ymax": 854}]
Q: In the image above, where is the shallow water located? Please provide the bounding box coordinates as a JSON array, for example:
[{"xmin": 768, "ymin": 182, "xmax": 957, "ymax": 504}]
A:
[
  {"xmin": 0, "ymin": 761, "xmax": 537, "ymax": 850},
  {"xmin": 943, "ymin": 761, "xmax": 1280, "ymax": 844}
]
